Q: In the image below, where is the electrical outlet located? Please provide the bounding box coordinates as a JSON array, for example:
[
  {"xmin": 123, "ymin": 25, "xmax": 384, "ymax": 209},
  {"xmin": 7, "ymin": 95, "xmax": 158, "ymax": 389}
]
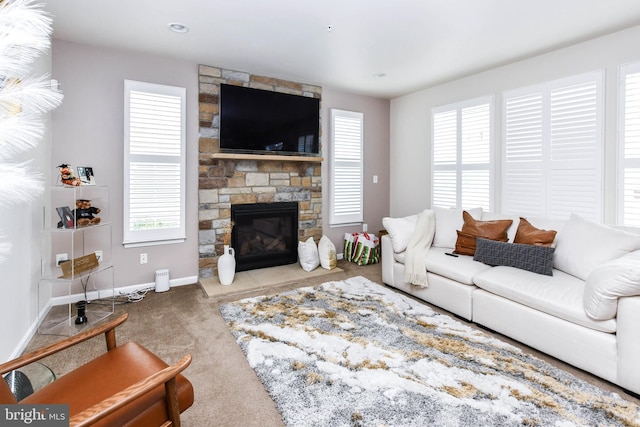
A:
[
  {"xmin": 140, "ymin": 253, "xmax": 148, "ymax": 264},
  {"xmin": 56, "ymin": 253, "xmax": 68, "ymax": 266},
  {"xmin": 363, "ymin": 223, "xmax": 368, "ymax": 232},
  {"xmin": 94, "ymin": 250, "xmax": 103, "ymax": 262}
]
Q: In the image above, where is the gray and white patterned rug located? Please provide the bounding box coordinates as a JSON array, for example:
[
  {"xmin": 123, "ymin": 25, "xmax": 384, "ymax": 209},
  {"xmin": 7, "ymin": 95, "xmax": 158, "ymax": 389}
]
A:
[{"xmin": 220, "ymin": 276, "xmax": 640, "ymax": 426}]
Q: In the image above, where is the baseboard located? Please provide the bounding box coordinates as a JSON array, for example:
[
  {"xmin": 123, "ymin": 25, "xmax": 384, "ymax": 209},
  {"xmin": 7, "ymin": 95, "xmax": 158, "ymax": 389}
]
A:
[{"xmin": 50, "ymin": 275, "xmax": 199, "ymax": 306}]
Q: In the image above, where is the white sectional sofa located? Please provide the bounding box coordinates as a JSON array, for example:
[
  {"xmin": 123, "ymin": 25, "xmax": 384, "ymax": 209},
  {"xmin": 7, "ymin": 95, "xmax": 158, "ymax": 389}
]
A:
[{"xmin": 381, "ymin": 208, "xmax": 640, "ymax": 395}]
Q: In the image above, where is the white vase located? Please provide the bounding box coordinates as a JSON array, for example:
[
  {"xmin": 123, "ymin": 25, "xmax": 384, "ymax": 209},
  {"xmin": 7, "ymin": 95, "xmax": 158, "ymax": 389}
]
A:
[{"xmin": 218, "ymin": 245, "xmax": 236, "ymax": 285}]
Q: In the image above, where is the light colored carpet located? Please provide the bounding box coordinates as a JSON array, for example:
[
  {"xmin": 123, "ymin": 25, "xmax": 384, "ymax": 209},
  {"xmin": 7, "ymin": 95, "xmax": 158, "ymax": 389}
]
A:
[
  {"xmin": 200, "ymin": 263, "xmax": 343, "ymax": 298},
  {"xmin": 221, "ymin": 276, "xmax": 640, "ymax": 426}
]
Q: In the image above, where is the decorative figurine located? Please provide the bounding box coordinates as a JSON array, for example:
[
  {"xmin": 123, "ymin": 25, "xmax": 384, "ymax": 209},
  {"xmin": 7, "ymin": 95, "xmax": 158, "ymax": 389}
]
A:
[{"xmin": 57, "ymin": 164, "xmax": 82, "ymax": 186}]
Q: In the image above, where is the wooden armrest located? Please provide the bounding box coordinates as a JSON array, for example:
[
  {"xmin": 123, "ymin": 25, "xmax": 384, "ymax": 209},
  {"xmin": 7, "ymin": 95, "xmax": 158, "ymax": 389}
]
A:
[
  {"xmin": 0, "ymin": 314, "xmax": 129, "ymax": 376},
  {"xmin": 69, "ymin": 354, "xmax": 192, "ymax": 427}
]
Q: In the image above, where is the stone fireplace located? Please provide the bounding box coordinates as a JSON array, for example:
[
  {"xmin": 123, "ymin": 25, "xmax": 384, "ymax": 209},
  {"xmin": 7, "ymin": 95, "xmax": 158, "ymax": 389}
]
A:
[{"xmin": 197, "ymin": 65, "xmax": 323, "ymax": 278}]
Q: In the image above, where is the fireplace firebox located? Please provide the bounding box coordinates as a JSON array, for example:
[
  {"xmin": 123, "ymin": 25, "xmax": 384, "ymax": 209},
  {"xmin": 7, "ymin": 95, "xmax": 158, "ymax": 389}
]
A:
[{"xmin": 231, "ymin": 202, "xmax": 299, "ymax": 272}]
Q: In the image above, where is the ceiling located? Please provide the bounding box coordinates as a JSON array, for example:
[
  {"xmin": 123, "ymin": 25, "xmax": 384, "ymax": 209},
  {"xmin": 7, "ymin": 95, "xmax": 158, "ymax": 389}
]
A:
[{"xmin": 42, "ymin": 0, "xmax": 640, "ymax": 99}]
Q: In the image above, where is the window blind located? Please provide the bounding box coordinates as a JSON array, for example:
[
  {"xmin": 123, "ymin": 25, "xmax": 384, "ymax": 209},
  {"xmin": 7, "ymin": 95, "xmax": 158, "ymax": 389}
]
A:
[
  {"xmin": 620, "ymin": 63, "xmax": 640, "ymax": 226},
  {"xmin": 330, "ymin": 109, "xmax": 363, "ymax": 225},
  {"xmin": 432, "ymin": 97, "xmax": 493, "ymax": 211},
  {"xmin": 124, "ymin": 80, "xmax": 186, "ymax": 247},
  {"xmin": 502, "ymin": 71, "xmax": 603, "ymax": 221}
]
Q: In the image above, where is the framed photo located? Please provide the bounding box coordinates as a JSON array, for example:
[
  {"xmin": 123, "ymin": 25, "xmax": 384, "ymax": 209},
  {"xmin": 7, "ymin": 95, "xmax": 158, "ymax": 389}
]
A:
[
  {"xmin": 77, "ymin": 166, "xmax": 96, "ymax": 185},
  {"xmin": 56, "ymin": 206, "xmax": 75, "ymax": 229}
]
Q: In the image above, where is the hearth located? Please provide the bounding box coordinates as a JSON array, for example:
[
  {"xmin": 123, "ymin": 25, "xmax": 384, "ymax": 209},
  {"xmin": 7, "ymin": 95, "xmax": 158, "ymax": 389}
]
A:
[{"xmin": 231, "ymin": 202, "xmax": 299, "ymax": 272}]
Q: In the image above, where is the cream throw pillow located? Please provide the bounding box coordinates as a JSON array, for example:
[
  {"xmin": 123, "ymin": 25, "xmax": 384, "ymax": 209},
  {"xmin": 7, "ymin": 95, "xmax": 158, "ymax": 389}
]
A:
[
  {"xmin": 298, "ymin": 237, "xmax": 320, "ymax": 272},
  {"xmin": 318, "ymin": 235, "xmax": 337, "ymax": 270},
  {"xmin": 433, "ymin": 206, "xmax": 483, "ymax": 248},
  {"xmin": 382, "ymin": 214, "xmax": 418, "ymax": 253},
  {"xmin": 554, "ymin": 214, "xmax": 640, "ymax": 280}
]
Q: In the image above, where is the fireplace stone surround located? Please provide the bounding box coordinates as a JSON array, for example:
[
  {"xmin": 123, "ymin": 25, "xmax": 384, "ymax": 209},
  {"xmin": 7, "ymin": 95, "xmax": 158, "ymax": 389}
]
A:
[{"xmin": 198, "ymin": 65, "xmax": 323, "ymax": 279}]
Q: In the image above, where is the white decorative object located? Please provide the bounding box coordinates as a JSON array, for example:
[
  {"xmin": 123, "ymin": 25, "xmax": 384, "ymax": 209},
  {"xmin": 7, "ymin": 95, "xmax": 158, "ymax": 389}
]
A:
[
  {"xmin": 382, "ymin": 213, "xmax": 419, "ymax": 253},
  {"xmin": 218, "ymin": 245, "xmax": 236, "ymax": 285},
  {"xmin": 0, "ymin": 0, "xmax": 63, "ymax": 263},
  {"xmin": 318, "ymin": 235, "xmax": 336, "ymax": 270},
  {"xmin": 432, "ymin": 206, "xmax": 483, "ymax": 248},
  {"xmin": 298, "ymin": 237, "xmax": 319, "ymax": 272}
]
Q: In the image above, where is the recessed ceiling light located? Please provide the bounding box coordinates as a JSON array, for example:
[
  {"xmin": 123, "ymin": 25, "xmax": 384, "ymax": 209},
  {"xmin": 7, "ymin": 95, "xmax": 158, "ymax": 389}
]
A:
[
  {"xmin": 168, "ymin": 23, "xmax": 189, "ymax": 33},
  {"xmin": 373, "ymin": 72, "xmax": 387, "ymax": 78}
]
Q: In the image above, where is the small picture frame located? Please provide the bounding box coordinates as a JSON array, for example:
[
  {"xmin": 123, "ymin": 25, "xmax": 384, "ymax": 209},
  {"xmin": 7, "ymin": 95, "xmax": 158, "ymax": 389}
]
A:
[
  {"xmin": 77, "ymin": 166, "xmax": 96, "ymax": 185},
  {"xmin": 56, "ymin": 206, "xmax": 75, "ymax": 229}
]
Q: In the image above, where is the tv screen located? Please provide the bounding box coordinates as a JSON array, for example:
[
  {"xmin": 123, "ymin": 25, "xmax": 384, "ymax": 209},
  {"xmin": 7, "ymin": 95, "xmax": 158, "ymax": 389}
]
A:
[{"xmin": 219, "ymin": 84, "xmax": 320, "ymax": 156}]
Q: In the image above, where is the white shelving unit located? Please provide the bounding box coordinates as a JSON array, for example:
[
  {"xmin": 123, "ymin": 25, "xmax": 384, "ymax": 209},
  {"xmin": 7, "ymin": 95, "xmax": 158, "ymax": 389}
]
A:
[{"xmin": 38, "ymin": 185, "xmax": 115, "ymax": 336}]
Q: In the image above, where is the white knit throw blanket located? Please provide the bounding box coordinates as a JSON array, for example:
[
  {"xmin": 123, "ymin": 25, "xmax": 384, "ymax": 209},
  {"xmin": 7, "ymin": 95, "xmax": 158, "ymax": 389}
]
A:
[{"xmin": 403, "ymin": 209, "xmax": 436, "ymax": 287}]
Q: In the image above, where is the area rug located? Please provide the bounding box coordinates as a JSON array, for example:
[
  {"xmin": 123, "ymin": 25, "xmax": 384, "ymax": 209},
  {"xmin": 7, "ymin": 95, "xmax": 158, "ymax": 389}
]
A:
[{"xmin": 220, "ymin": 276, "xmax": 640, "ymax": 426}]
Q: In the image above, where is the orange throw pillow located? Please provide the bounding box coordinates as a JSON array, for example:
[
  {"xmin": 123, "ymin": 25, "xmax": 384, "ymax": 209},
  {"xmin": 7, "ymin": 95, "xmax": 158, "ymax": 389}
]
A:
[
  {"xmin": 454, "ymin": 211, "xmax": 513, "ymax": 256},
  {"xmin": 514, "ymin": 218, "xmax": 557, "ymax": 247}
]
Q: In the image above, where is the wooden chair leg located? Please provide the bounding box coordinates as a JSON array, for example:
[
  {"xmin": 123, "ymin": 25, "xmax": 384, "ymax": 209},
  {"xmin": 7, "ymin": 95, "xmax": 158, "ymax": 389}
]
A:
[{"xmin": 165, "ymin": 377, "xmax": 181, "ymax": 427}]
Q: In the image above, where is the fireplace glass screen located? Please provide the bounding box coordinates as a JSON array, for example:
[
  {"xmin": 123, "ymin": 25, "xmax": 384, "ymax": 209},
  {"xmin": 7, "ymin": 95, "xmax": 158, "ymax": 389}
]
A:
[{"xmin": 231, "ymin": 202, "xmax": 299, "ymax": 271}]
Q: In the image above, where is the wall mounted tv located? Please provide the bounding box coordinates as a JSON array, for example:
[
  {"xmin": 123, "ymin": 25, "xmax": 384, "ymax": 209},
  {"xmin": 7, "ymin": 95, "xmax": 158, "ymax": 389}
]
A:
[{"xmin": 219, "ymin": 84, "xmax": 320, "ymax": 156}]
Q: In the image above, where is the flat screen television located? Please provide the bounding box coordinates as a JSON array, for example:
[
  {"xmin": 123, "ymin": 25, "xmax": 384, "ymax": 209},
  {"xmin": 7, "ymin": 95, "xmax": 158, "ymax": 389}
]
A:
[{"xmin": 219, "ymin": 84, "xmax": 320, "ymax": 156}]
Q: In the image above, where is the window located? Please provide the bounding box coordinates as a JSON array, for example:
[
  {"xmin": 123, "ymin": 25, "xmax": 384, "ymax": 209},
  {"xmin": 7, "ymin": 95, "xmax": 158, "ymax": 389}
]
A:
[
  {"xmin": 619, "ymin": 63, "xmax": 640, "ymax": 226},
  {"xmin": 502, "ymin": 71, "xmax": 603, "ymax": 221},
  {"xmin": 123, "ymin": 80, "xmax": 186, "ymax": 247},
  {"xmin": 330, "ymin": 109, "xmax": 363, "ymax": 225},
  {"xmin": 431, "ymin": 96, "xmax": 493, "ymax": 211}
]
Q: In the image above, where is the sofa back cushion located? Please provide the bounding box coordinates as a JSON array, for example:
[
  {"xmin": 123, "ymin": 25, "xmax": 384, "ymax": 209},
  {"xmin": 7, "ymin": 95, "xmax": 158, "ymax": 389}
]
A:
[
  {"xmin": 454, "ymin": 211, "xmax": 513, "ymax": 256},
  {"xmin": 554, "ymin": 214, "xmax": 640, "ymax": 280}
]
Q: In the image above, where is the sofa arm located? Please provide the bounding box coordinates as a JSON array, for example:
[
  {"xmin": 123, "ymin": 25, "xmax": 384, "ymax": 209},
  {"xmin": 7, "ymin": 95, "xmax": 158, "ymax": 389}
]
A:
[
  {"xmin": 381, "ymin": 235, "xmax": 396, "ymax": 286},
  {"xmin": 616, "ymin": 295, "xmax": 640, "ymax": 394}
]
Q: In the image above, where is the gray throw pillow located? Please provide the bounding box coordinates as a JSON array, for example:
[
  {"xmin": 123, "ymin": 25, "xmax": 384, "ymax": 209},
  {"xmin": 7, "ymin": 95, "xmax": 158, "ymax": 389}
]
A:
[{"xmin": 473, "ymin": 238, "xmax": 555, "ymax": 276}]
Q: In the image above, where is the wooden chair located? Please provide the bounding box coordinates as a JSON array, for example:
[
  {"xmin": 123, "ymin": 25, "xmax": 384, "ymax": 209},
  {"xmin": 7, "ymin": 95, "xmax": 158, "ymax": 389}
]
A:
[{"xmin": 0, "ymin": 313, "xmax": 194, "ymax": 427}]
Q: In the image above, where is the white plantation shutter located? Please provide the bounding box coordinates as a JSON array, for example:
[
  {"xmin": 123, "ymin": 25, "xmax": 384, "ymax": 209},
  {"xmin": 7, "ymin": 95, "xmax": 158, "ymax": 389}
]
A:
[
  {"xmin": 124, "ymin": 80, "xmax": 186, "ymax": 247},
  {"xmin": 432, "ymin": 97, "xmax": 493, "ymax": 211},
  {"xmin": 330, "ymin": 109, "xmax": 363, "ymax": 225},
  {"xmin": 502, "ymin": 71, "xmax": 603, "ymax": 221},
  {"xmin": 620, "ymin": 63, "xmax": 640, "ymax": 226}
]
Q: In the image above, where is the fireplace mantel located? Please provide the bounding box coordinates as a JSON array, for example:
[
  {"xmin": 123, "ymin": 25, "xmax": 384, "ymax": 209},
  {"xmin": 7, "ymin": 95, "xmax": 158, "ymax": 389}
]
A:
[{"xmin": 211, "ymin": 153, "xmax": 323, "ymax": 163}]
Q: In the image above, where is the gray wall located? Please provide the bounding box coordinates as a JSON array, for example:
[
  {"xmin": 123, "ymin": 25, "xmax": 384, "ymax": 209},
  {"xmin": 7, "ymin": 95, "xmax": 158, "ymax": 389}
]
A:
[
  {"xmin": 51, "ymin": 40, "xmax": 200, "ymax": 291},
  {"xmin": 390, "ymin": 25, "xmax": 640, "ymax": 221},
  {"xmin": 320, "ymin": 88, "xmax": 391, "ymax": 248}
]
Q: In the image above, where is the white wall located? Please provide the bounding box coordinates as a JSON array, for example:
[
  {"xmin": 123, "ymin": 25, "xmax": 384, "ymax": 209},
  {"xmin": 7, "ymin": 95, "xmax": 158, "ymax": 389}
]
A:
[
  {"xmin": 390, "ymin": 25, "xmax": 640, "ymax": 221},
  {"xmin": 51, "ymin": 40, "xmax": 199, "ymax": 291},
  {"xmin": 0, "ymin": 52, "xmax": 53, "ymax": 360},
  {"xmin": 321, "ymin": 88, "xmax": 390, "ymax": 246}
]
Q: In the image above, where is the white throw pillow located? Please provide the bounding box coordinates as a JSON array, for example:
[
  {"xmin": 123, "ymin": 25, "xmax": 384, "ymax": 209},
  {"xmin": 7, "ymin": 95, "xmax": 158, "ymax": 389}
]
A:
[
  {"xmin": 382, "ymin": 214, "xmax": 418, "ymax": 253},
  {"xmin": 554, "ymin": 214, "xmax": 640, "ymax": 280},
  {"xmin": 432, "ymin": 206, "xmax": 483, "ymax": 248},
  {"xmin": 297, "ymin": 237, "xmax": 320, "ymax": 272},
  {"xmin": 318, "ymin": 235, "xmax": 337, "ymax": 270},
  {"xmin": 583, "ymin": 250, "xmax": 640, "ymax": 320}
]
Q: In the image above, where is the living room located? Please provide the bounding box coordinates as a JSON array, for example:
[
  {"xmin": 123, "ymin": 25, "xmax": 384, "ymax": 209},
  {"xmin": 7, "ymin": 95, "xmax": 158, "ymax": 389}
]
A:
[{"xmin": 2, "ymin": 1, "xmax": 640, "ymax": 425}]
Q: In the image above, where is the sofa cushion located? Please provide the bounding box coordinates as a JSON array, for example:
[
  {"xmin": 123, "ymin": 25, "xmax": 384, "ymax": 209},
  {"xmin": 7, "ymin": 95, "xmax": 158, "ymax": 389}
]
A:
[
  {"xmin": 583, "ymin": 250, "xmax": 640, "ymax": 320},
  {"xmin": 453, "ymin": 211, "xmax": 512, "ymax": 256},
  {"xmin": 480, "ymin": 213, "xmax": 520, "ymax": 242},
  {"xmin": 554, "ymin": 214, "xmax": 640, "ymax": 280},
  {"xmin": 473, "ymin": 266, "xmax": 617, "ymax": 333},
  {"xmin": 382, "ymin": 214, "xmax": 418, "ymax": 253},
  {"xmin": 514, "ymin": 217, "xmax": 557, "ymax": 246},
  {"xmin": 425, "ymin": 246, "xmax": 492, "ymax": 285},
  {"xmin": 433, "ymin": 206, "xmax": 482, "ymax": 248},
  {"xmin": 473, "ymin": 238, "xmax": 555, "ymax": 276}
]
